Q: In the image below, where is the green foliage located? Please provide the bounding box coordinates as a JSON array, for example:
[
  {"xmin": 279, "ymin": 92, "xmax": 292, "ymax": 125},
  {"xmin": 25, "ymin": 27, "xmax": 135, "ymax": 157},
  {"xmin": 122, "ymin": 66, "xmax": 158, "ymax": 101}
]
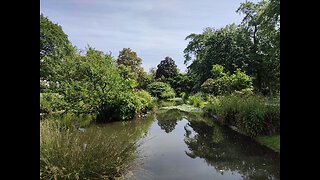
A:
[
  {"xmin": 237, "ymin": 0, "xmax": 280, "ymax": 94},
  {"xmin": 155, "ymin": 57, "xmax": 178, "ymax": 79},
  {"xmin": 117, "ymin": 48, "xmax": 142, "ymax": 70},
  {"xmin": 51, "ymin": 48, "xmax": 127, "ymax": 116},
  {"xmin": 116, "ymin": 48, "xmax": 150, "ymax": 89},
  {"xmin": 204, "ymin": 95, "xmax": 280, "ymax": 137},
  {"xmin": 43, "ymin": 47, "xmax": 155, "ymax": 122},
  {"xmin": 146, "ymin": 82, "xmax": 176, "ymax": 99},
  {"xmin": 135, "ymin": 90, "xmax": 157, "ymax": 112},
  {"xmin": 184, "ymin": 24, "xmax": 253, "ymax": 87},
  {"xmin": 184, "ymin": 0, "xmax": 280, "ymax": 95},
  {"xmin": 188, "ymin": 95, "xmax": 205, "ymax": 108},
  {"xmin": 165, "ymin": 73, "xmax": 197, "ymax": 95},
  {"xmin": 40, "ymin": 93, "xmax": 65, "ymax": 114},
  {"xmin": 40, "ymin": 14, "xmax": 73, "ymax": 81},
  {"xmin": 201, "ymin": 65, "xmax": 253, "ymax": 95}
]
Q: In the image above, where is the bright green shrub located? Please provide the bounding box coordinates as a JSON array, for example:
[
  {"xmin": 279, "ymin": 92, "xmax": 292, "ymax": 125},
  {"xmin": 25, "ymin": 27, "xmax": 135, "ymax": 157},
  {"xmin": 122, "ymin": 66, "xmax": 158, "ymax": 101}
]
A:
[
  {"xmin": 188, "ymin": 95, "xmax": 205, "ymax": 108},
  {"xmin": 146, "ymin": 82, "xmax": 175, "ymax": 99},
  {"xmin": 201, "ymin": 65, "xmax": 253, "ymax": 96},
  {"xmin": 135, "ymin": 90, "xmax": 156, "ymax": 111}
]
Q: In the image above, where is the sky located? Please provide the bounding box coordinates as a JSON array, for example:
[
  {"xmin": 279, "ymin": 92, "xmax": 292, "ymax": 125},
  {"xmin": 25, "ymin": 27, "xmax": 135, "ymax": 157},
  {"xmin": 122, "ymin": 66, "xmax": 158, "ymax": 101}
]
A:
[{"xmin": 40, "ymin": 0, "xmax": 259, "ymax": 72}]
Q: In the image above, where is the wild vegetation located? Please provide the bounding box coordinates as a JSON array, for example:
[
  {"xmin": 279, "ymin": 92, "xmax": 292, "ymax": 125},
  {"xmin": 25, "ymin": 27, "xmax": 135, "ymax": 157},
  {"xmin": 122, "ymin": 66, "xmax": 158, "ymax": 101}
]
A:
[{"xmin": 40, "ymin": 0, "xmax": 279, "ymax": 178}]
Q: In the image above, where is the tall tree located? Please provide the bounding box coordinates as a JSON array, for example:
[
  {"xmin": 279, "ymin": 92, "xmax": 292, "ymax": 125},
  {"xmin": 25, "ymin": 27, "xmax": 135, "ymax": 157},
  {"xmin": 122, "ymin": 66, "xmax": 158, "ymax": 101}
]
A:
[
  {"xmin": 184, "ymin": 25, "xmax": 253, "ymax": 89},
  {"xmin": 155, "ymin": 57, "xmax": 178, "ymax": 79},
  {"xmin": 237, "ymin": 0, "xmax": 280, "ymax": 94},
  {"xmin": 117, "ymin": 48, "xmax": 142, "ymax": 72},
  {"xmin": 117, "ymin": 48, "xmax": 149, "ymax": 89}
]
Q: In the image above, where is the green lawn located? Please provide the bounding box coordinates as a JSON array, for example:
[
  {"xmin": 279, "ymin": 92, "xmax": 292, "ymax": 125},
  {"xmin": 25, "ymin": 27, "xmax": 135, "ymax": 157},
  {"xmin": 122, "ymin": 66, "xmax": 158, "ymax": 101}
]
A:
[{"xmin": 255, "ymin": 135, "xmax": 280, "ymax": 152}]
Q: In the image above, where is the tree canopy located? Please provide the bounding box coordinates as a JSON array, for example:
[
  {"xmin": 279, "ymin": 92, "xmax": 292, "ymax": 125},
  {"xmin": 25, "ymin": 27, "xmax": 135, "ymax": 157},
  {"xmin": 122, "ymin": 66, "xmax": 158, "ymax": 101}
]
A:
[
  {"xmin": 155, "ymin": 56, "xmax": 178, "ymax": 79},
  {"xmin": 40, "ymin": 14, "xmax": 74, "ymax": 82}
]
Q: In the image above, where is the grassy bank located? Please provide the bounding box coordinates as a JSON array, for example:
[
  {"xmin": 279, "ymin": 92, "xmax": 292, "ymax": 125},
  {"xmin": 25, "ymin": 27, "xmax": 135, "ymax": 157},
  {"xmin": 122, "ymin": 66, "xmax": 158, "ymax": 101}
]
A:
[
  {"xmin": 255, "ymin": 135, "xmax": 280, "ymax": 152},
  {"xmin": 204, "ymin": 95, "xmax": 280, "ymax": 137},
  {"xmin": 180, "ymin": 94, "xmax": 280, "ymax": 152}
]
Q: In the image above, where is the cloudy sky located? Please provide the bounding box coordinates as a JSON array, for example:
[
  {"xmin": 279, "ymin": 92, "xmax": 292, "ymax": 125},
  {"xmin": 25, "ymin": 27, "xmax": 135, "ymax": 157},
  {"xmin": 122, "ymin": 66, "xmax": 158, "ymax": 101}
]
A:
[{"xmin": 40, "ymin": 0, "xmax": 259, "ymax": 72}]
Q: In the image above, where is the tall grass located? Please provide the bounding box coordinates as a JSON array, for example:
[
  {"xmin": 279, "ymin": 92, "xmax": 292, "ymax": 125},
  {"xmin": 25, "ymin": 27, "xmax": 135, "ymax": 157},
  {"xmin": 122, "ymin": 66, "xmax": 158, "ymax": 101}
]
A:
[
  {"xmin": 205, "ymin": 95, "xmax": 280, "ymax": 137},
  {"xmin": 40, "ymin": 120, "xmax": 139, "ymax": 179}
]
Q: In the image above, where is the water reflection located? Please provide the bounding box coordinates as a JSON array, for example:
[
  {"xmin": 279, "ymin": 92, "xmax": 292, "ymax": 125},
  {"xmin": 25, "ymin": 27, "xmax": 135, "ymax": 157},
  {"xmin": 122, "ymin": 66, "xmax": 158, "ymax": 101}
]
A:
[
  {"xmin": 184, "ymin": 119, "xmax": 279, "ymax": 179},
  {"xmin": 156, "ymin": 109, "xmax": 185, "ymax": 133},
  {"xmin": 154, "ymin": 110, "xmax": 280, "ymax": 180}
]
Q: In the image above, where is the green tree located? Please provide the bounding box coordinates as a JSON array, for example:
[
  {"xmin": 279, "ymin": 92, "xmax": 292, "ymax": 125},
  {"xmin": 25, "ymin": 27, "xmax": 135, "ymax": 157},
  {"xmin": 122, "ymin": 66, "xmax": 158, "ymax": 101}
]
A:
[
  {"xmin": 40, "ymin": 14, "xmax": 73, "ymax": 81},
  {"xmin": 155, "ymin": 57, "xmax": 178, "ymax": 79},
  {"xmin": 184, "ymin": 25, "xmax": 253, "ymax": 89},
  {"xmin": 166, "ymin": 72, "xmax": 197, "ymax": 95},
  {"xmin": 117, "ymin": 48, "xmax": 149, "ymax": 89},
  {"xmin": 237, "ymin": 0, "xmax": 280, "ymax": 94},
  {"xmin": 117, "ymin": 48, "xmax": 142, "ymax": 71},
  {"xmin": 48, "ymin": 47, "xmax": 150, "ymax": 121}
]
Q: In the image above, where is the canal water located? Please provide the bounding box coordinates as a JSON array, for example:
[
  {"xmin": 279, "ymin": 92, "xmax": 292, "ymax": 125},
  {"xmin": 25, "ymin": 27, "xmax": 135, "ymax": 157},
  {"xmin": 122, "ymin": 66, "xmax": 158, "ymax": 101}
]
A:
[{"xmin": 125, "ymin": 109, "xmax": 280, "ymax": 180}]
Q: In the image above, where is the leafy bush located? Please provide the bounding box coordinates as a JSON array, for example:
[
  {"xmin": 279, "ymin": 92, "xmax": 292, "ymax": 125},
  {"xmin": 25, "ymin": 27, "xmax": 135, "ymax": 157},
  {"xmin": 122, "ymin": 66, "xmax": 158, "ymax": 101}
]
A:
[
  {"xmin": 201, "ymin": 65, "xmax": 253, "ymax": 96},
  {"xmin": 188, "ymin": 95, "xmax": 205, "ymax": 108},
  {"xmin": 135, "ymin": 90, "xmax": 156, "ymax": 112},
  {"xmin": 146, "ymin": 82, "xmax": 175, "ymax": 99},
  {"xmin": 40, "ymin": 93, "xmax": 65, "ymax": 114}
]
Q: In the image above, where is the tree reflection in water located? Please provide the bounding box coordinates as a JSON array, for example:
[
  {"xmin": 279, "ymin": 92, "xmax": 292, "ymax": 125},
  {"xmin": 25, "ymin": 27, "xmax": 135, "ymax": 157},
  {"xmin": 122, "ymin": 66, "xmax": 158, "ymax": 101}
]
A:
[
  {"xmin": 183, "ymin": 114, "xmax": 280, "ymax": 180},
  {"xmin": 156, "ymin": 109, "xmax": 185, "ymax": 133}
]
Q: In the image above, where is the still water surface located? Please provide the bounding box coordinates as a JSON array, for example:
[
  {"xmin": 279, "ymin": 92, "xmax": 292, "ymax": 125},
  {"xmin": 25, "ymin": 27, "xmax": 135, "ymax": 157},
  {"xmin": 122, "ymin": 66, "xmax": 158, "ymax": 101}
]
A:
[{"xmin": 97, "ymin": 109, "xmax": 280, "ymax": 180}]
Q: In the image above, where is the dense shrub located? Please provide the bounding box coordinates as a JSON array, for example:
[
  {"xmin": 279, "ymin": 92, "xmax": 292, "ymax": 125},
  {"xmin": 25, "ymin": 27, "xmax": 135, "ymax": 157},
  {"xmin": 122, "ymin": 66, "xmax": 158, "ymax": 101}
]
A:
[
  {"xmin": 146, "ymin": 82, "xmax": 175, "ymax": 99},
  {"xmin": 96, "ymin": 90, "xmax": 157, "ymax": 122},
  {"xmin": 40, "ymin": 93, "xmax": 65, "ymax": 114},
  {"xmin": 201, "ymin": 65, "xmax": 253, "ymax": 96},
  {"xmin": 135, "ymin": 90, "xmax": 157, "ymax": 112},
  {"xmin": 43, "ymin": 48, "xmax": 156, "ymax": 122},
  {"xmin": 204, "ymin": 95, "xmax": 280, "ymax": 137},
  {"xmin": 188, "ymin": 95, "xmax": 205, "ymax": 108}
]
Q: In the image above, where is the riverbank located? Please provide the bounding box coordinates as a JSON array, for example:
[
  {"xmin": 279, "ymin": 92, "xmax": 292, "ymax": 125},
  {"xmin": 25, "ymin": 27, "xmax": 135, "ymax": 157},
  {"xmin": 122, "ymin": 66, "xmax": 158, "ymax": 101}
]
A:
[
  {"xmin": 162, "ymin": 98, "xmax": 280, "ymax": 154},
  {"xmin": 255, "ymin": 135, "xmax": 280, "ymax": 153}
]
